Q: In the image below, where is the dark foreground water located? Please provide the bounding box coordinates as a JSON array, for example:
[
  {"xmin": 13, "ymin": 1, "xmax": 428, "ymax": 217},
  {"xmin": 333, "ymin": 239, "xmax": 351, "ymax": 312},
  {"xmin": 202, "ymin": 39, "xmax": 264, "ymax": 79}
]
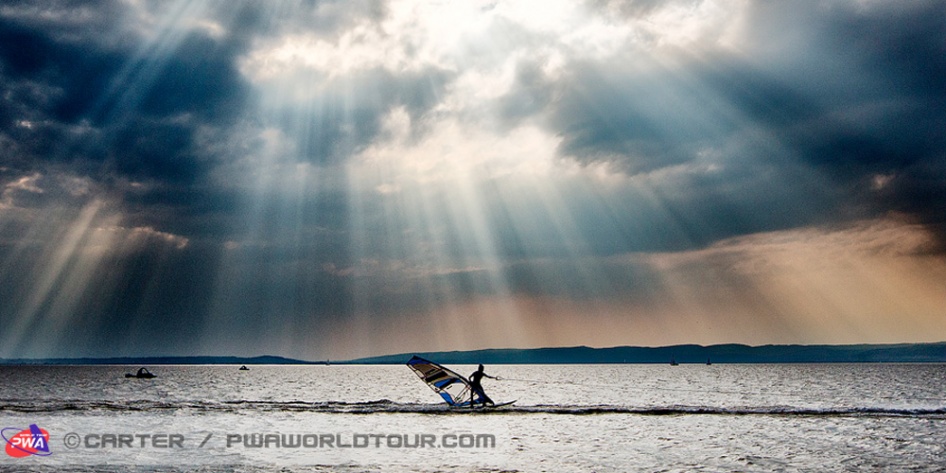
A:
[{"xmin": 1, "ymin": 364, "xmax": 945, "ymax": 471}]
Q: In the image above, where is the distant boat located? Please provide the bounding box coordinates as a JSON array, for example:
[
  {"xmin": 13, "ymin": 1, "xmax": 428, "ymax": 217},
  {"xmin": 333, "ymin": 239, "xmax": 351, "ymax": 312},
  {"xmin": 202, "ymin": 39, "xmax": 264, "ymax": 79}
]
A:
[
  {"xmin": 125, "ymin": 367, "xmax": 156, "ymax": 379},
  {"xmin": 706, "ymin": 358, "xmax": 712, "ymax": 365},
  {"xmin": 239, "ymin": 365, "xmax": 249, "ymax": 371},
  {"xmin": 670, "ymin": 358, "xmax": 679, "ymax": 366}
]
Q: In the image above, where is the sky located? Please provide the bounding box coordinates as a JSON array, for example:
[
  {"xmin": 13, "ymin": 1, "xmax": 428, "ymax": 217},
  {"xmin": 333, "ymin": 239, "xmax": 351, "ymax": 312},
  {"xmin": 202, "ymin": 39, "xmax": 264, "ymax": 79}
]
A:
[{"xmin": 1, "ymin": 0, "xmax": 945, "ymax": 360}]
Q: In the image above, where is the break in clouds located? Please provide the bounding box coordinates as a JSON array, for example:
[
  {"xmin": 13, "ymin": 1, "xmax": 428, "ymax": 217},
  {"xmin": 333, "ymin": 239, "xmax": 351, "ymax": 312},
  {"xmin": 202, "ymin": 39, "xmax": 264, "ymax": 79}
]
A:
[{"xmin": 1, "ymin": 0, "xmax": 944, "ymax": 358}]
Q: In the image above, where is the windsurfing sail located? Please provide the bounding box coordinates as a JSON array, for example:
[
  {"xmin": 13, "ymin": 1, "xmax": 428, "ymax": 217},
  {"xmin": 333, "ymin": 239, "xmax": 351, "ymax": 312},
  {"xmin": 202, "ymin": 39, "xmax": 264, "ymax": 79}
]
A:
[{"xmin": 406, "ymin": 356, "xmax": 482, "ymax": 407}]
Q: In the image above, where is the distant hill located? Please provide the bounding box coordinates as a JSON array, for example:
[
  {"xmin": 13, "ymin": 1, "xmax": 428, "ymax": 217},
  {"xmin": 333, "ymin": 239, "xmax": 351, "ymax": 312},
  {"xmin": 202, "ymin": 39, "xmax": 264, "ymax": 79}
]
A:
[
  {"xmin": 345, "ymin": 342, "xmax": 946, "ymax": 364},
  {"xmin": 0, "ymin": 355, "xmax": 319, "ymax": 366},
  {"xmin": 4, "ymin": 342, "xmax": 945, "ymax": 365}
]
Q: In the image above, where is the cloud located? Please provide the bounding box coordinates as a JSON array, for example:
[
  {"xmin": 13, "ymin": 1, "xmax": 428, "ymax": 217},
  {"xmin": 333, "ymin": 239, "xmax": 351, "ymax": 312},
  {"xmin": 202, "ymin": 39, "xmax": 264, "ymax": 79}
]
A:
[
  {"xmin": 0, "ymin": 172, "xmax": 43, "ymax": 208},
  {"xmin": 255, "ymin": 65, "xmax": 453, "ymax": 165},
  {"xmin": 625, "ymin": 215, "xmax": 946, "ymax": 343},
  {"xmin": 103, "ymin": 225, "xmax": 190, "ymax": 250},
  {"xmin": 645, "ymin": 215, "xmax": 941, "ymax": 271}
]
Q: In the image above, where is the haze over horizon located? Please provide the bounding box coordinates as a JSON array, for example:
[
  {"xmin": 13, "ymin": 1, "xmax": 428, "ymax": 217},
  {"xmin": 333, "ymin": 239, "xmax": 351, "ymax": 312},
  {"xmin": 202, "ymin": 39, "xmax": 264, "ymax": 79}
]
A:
[{"xmin": 1, "ymin": 0, "xmax": 945, "ymax": 360}]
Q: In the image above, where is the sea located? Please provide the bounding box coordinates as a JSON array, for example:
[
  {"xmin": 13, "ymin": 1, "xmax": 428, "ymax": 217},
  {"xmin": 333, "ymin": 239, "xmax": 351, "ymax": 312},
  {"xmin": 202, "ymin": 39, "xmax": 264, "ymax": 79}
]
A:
[{"xmin": 1, "ymin": 363, "xmax": 945, "ymax": 472}]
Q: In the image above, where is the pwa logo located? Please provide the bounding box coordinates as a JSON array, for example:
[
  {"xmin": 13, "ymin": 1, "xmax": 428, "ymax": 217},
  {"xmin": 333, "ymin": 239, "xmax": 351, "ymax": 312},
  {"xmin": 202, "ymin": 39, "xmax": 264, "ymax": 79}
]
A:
[{"xmin": 2, "ymin": 424, "xmax": 51, "ymax": 458}]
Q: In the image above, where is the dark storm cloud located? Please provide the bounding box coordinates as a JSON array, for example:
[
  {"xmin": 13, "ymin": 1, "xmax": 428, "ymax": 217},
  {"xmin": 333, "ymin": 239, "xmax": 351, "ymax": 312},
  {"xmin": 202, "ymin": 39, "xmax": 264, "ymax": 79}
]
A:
[
  {"xmin": 269, "ymin": 66, "xmax": 453, "ymax": 165},
  {"xmin": 585, "ymin": 0, "xmax": 700, "ymax": 17},
  {"xmin": 0, "ymin": 0, "xmax": 436, "ymax": 221},
  {"xmin": 545, "ymin": 60, "xmax": 725, "ymax": 174},
  {"xmin": 221, "ymin": 0, "xmax": 387, "ymax": 41},
  {"xmin": 0, "ymin": 1, "xmax": 136, "ymax": 125},
  {"xmin": 492, "ymin": 0, "xmax": 946, "ymax": 246},
  {"xmin": 1, "ymin": 2, "xmax": 256, "ymax": 141},
  {"xmin": 732, "ymin": 1, "xmax": 946, "ymax": 164},
  {"xmin": 734, "ymin": 0, "xmax": 946, "ymax": 234},
  {"xmin": 0, "ymin": 0, "xmax": 261, "ymax": 237},
  {"xmin": 129, "ymin": 34, "xmax": 252, "ymax": 123}
]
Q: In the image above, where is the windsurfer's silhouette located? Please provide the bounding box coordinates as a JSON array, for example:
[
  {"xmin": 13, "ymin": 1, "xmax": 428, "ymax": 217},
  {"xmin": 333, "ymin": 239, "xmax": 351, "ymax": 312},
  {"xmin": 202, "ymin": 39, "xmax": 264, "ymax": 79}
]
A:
[{"xmin": 469, "ymin": 364, "xmax": 496, "ymax": 406}]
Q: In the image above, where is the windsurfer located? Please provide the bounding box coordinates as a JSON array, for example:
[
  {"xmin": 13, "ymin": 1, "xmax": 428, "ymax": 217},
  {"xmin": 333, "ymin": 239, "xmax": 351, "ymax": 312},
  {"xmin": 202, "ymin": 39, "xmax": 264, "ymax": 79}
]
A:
[{"xmin": 469, "ymin": 364, "xmax": 496, "ymax": 406}]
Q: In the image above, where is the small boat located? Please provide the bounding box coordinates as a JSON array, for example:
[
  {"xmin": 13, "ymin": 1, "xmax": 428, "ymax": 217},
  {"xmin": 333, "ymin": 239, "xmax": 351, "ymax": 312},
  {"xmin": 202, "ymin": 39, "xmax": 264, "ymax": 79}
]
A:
[
  {"xmin": 670, "ymin": 358, "xmax": 679, "ymax": 366},
  {"xmin": 239, "ymin": 365, "xmax": 249, "ymax": 370},
  {"xmin": 125, "ymin": 367, "xmax": 156, "ymax": 379},
  {"xmin": 706, "ymin": 358, "xmax": 712, "ymax": 365}
]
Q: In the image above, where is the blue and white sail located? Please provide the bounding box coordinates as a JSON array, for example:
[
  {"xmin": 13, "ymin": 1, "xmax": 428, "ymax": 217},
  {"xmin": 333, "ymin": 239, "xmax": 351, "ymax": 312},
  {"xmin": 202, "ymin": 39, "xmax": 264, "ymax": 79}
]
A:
[{"xmin": 406, "ymin": 356, "xmax": 481, "ymax": 407}]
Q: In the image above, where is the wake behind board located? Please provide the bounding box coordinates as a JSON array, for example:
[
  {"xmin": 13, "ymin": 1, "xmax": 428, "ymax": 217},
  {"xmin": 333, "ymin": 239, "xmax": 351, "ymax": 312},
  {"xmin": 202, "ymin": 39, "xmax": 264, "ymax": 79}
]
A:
[
  {"xmin": 458, "ymin": 400, "xmax": 517, "ymax": 410},
  {"xmin": 486, "ymin": 400, "xmax": 517, "ymax": 408}
]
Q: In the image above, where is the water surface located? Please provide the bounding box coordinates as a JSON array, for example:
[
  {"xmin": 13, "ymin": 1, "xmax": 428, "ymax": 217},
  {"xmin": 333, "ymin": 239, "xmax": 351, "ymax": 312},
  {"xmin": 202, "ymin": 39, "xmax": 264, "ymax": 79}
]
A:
[{"xmin": 1, "ymin": 364, "xmax": 944, "ymax": 471}]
